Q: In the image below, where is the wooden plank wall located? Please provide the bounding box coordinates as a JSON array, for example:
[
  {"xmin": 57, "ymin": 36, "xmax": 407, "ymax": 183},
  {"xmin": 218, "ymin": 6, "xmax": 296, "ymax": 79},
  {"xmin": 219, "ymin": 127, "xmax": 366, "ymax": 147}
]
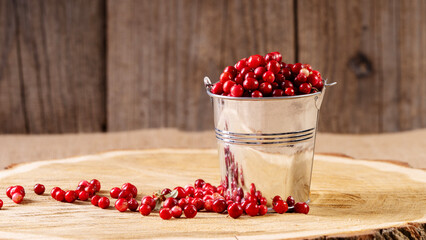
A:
[{"xmin": 0, "ymin": 0, "xmax": 424, "ymax": 133}]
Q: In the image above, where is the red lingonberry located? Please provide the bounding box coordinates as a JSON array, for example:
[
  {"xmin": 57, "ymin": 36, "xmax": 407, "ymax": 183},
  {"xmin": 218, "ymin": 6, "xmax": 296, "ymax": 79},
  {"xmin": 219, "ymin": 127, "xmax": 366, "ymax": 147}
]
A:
[
  {"xmin": 141, "ymin": 196, "xmax": 156, "ymax": 210},
  {"xmin": 118, "ymin": 190, "xmax": 132, "ymax": 200},
  {"xmin": 12, "ymin": 192, "xmax": 23, "ymax": 204},
  {"xmin": 273, "ymin": 200, "xmax": 288, "ymax": 214},
  {"xmin": 220, "ymin": 72, "xmax": 233, "ymax": 83},
  {"xmin": 98, "ymin": 197, "xmax": 110, "ymax": 209},
  {"xmin": 11, "ymin": 186, "xmax": 25, "ymax": 197},
  {"xmin": 178, "ymin": 198, "xmax": 189, "ymax": 209},
  {"xmin": 284, "ymin": 87, "xmax": 295, "ymax": 96},
  {"xmin": 234, "ymin": 74, "xmax": 244, "ymax": 84},
  {"xmin": 247, "ymin": 54, "xmax": 265, "ymax": 68},
  {"xmin": 259, "ymin": 204, "xmax": 268, "ymax": 216},
  {"xmin": 171, "ymin": 206, "xmax": 183, "ymax": 218},
  {"xmin": 163, "ymin": 197, "xmax": 178, "ymax": 209},
  {"xmin": 127, "ymin": 198, "xmax": 139, "ymax": 211},
  {"xmin": 245, "ymin": 202, "xmax": 259, "ymax": 216},
  {"xmin": 291, "ymin": 63, "xmax": 302, "ymax": 74},
  {"xmin": 0, "ymin": 199, "xmax": 3, "ymax": 209},
  {"xmin": 184, "ymin": 185, "xmax": 195, "ymax": 197},
  {"xmin": 122, "ymin": 183, "xmax": 137, "ymax": 198},
  {"xmin": 160, "ymin": 208, "xmax": 173, "ymax": 220},
  {"xmin": 191, "ymin": 198, "xmax": 204, "ymax": 211},
  {"xmin": 51, "ymin": 187, "xmax": 61, "ymax": 198},
  {"xmin": 184, "ymin": 204, "xmax": 197, "ymax": 218},
  {"xmin": 272, "ymin": 89, "xmax": 284, "ymax": 97},
  {"xmin": 259, "ymin": 82, "xmax": 273, "ymax": 95},
  {"xmin": 286, "ymin": 196, "xmax": 295, "ymax": 207},
  {"xmin": 230, "ymin": 84, "xmax": 244, "ymax": 97},
  {"xmin": 315, "ymin": 79, "xmax": 324, "ymax": 90},
  {"xmin": 254, "ymin": 66, "xmax": 266, "ymax": 76},
  {"xmin": 78, "ymin": 180, "xmax": 90, "ymax": 188},
  {"xmin": 282, "ymin": 80, "xmax": 294, "ymax": 89},
  {"xmin": 194, "ymin": 189, "xmax": 204, "ymax": 199},
  {"xmin": 34, "ymin": 184, "xmax": 45, "ymax": 195},
  {"xmin": 204, "ymin": 198, "xmax": 214, "ymax": 212},
  {"xmin": 294, "ymin": 202, "xmax": 309, "ymax": 214},
  {"xmin": 115, "ymin": 198, "xmax": 128, "ymax": 212},
  {"xmin": 139, "ymin": 204, "xmax": 151, "ymax": 216},
  {"xmin": 223, "ymin": 80, "xmax": 236, "ymax": 94},
  {"xmin": 212, "ymin": 199, "xmax": 227, "ymax": 213},
  {"xmin": 240, "ymin": 67, "xmax": 252, "ymax": 77},
  {"xmin": 161, "ymin": 188, "xmax": 172, "ymax": 195},
  {"xmin": 6, "ymin": 186, "xmax": 13, "ymax": 199},
  {"xmin": 260, "ymin": 197, "xmax": 267, "ymax": 206},
  {"xmin": 91, "ymin": 195, "xmax": 101, "ymax": 206},
  {"xmin": 234, "ymin": 59, "xmax": 247, "ymax": 71},
  {"xmin": 84, "ymin": 185, "xmax": 95, "ymax": 197},
  {"xmin": 282, "ymin": 68, "xmax": 292, "ymax": 78},
  {"xmin": 295, "ymin": 73, "xmax": 307, "ymax": 84},
  {"xmin": 251, "ymin": 90, "xmax": 263, "ymax": 98},
  {"xmin": 228, "ymin": 203, "xmax": 243, "ymax": 219},
  {"xmin": 90, "ymin": 179, "xmax": 101, "ymax": 192},
  {"xmin": 264, "ymin": 52, "xmax": 276, "ymax": 62},
  {"xmin": 243, "ymin": 78, "xmax": 259, "ymax": 91},
  {"xmin": 65, "ymin": 191, "xmax": 77, "ymax": 203},
  {"xmin": 311, "ymin": 70, "xmax": 321, "ymax": 77},
  {"xmin": 174, "ymin": 187, "xmax": 186, "ymax": 199},
  {"xmin": 211, "ymin": 82, "xmax": 223, "ymax": 95},
  {"xmin": 275, "ymin": 73, "xmax": 285, "ymax": 83},
  {"xmin": 272, "ymin": 51, "xmax": 282, "ymax": 62},
  {"xmin": 223, "ymin": 66, "xmax": 237, "ymax": 78},
  {"xmin": 302, "ymin": 63, "xmax": 312, "ymax": 71},
  {"xmin": 307, "ymin": 74, "xmax": 320, "ymax": 87},
  {"xmin": 262, "ymin": 71, "xmax": 275, "ymax": 83},
  {"xmin": 299, "ymin": 83, "xmax": 312, "ymax": 94},
  {"xmin": 78, "ymin": 191, "xmax": 89, "ymax": 201},
  {"xmin": 244, "ymin": 72, "xmax": 257, "ymax": 80},
  {"xmin": 266, "ymin": 60, "xmax": 280, "ymax": 74},
  {"xmin": 272, "ymin": 195, "xmax": 282, "ymax": 204},
  {"xmin": 55, "ymin": 190, "xmax": 65, "ymax": 202},
  {"xmin": 110, "ymin": 187, "xmax": 121, "ymax": 199},
  {"xmin": 249, "ymin": 183, "xmax": 256, "ymax": 196}
]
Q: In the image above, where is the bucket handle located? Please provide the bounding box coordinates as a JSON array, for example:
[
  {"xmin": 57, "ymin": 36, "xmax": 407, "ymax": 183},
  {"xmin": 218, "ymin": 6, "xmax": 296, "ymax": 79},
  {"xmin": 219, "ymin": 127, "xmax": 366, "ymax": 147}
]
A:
[{"xmin": 204, "ymin": 77, "xmax": 213, "ymax": 90}]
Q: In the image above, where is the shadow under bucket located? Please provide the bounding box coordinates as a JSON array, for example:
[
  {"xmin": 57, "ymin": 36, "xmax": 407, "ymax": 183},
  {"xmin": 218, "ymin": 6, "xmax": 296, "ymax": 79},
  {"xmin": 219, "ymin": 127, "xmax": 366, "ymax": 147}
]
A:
[{"xmin": 205, "ymin": 77, "xmax": 336, "ymax": 206}]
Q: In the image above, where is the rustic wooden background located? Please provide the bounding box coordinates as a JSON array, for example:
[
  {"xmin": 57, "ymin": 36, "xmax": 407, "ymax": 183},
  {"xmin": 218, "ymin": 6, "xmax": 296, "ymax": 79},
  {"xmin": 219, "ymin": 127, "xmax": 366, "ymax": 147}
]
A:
[{"xmin": 0, "ymin": 0, "xmax": 425, "ymax": 134}]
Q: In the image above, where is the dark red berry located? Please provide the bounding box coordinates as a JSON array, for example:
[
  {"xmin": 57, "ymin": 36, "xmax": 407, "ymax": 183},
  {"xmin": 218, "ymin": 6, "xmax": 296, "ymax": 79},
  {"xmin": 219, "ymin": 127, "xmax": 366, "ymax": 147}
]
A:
[
  {"xmin": 266, "ymin": 60, "xmax": 280, "ymax": 74},
  {"xmin": 110, "ymin": 187, "xmax": 121, "ymax": 199},
  {"xmin": 284, "ymin": 87, "xmax": 295, "ymax": 96},
  {"xmin": 286, "ymin": 196, "xmax": 295, "ymax": 207},
  {"xmin": 91, "ymin": 195, "xmax": 101, "ymax": 206},
  {"xmin": 230, "ymin": 84, "xmax": 244, "ymax": 97},
  {"xmin": 78, "ymin": 180, "xmax": 90, "ymax": 188},
  {"xmin": 160, "ymin": 208, "xmax": 173, "ymax": 220},
  {"xmin": 303, "ymin": 63, "xmax": 312, "ymax": 71},
  {"xmin": 282, "ymin": 68, "xmax": 292, "ymax": 78},
  {"xmin": 234, "ymin": 59, "xmax": 247, "ymax": 71},
  {"xmin": 163, "ymin": 197, "xmax": 177, "ymax": 209},
  {"xmin": 273, "ymin": 200, "xmax": 288, "ymax": 214},
  {"xmin": 178, "ymin": 198, "xmax": 189, "ymax": 209},
  {"xmin": 84, "ymin": 185, "xmax": 95, "ymax": 197},
  {"xmin": 245, "ymin": 202, "xmax": 259, "ymax": 216},
  {"xmin": 240, "ymin": 67, "xmax": 252, "ymax": 77},
  {"xmin": 212, "ymin": 199, "xmax": 227, "ymax": 213},
  {"xmin": 259, "ymin": 82, "xmax": 273, "ymax": 95},
  {"xmin": 307, "ymin": 74, "xmax": 320, "ymax": 87},
  {"xmin": 115, "ymin": 198, "xmax": 128, "ymax": 212},
  {"xmin": 260, "ymin": 197, "xmax": 267, "ymax": 206},
  {"xmin": 282, "ymin": 80, "xmax": 294, "ymax": 89},
  {"xmin": 264, "ymin": 53, "xmax": 276, "ymax": 62},
  {"xmin": 220, "ymin": 72, "xmax": 233, "ymax": 83},
  {"xmin": 65, "ymin": 191, "xmax": 77, "ymax": 203},
  {"xmin": 127, "ymin": 198, "xmax": 139, "ymax": 211},
  {"xmin": 171, "ymin": 206, "xmax": 183, "ymax": 218},
  {"xmin": 98, "ymin": 197, "xmax": 110, "ymax": 209},
  {"xmin": 244, "ymin": 72, "xmax": 257, "ymax": 80},
  {"xmin": 294, "ymin": 202, "xmax": 309, "ymax": 214},
  {"xmin": 118, "ymin": 190, "xmax": 133, "ymax": 200},
  {"xmin": 34, "ymin": 184, "xmax": 45, "ymax": 195},
  {"xmin": 90, "ymin": 179, "xmax": 101, "ymax": 192},
  {"xmin": 234, "ymin": 74, "xmax": 244, "ymax": 84},
  {"xmin": 223, "ymin": 66, "xmax": 237, "ymax": 78},
  {"xmin": 141, "ymin": 196, "xmax": 156, "ymax": 210},
  {"xmin": 291, "ymin": 63, "xmax": 302, "ymax": 74},
  {"xmin": 272, "ymin": 89, "xmax": 284, "ymax": 97},
  {"xmin": 194, "ymin": 189, "xmax": 204, "ymax": 199},
  {"xmin": 250, "ymin": 183, "xmax": 256, "ymax": 195},
  {"xmin": 251, "ymin": 90, "xmax": 263, "ymax": 98},
  {"xmin": 223, "ymin": 80, "xmax": 236, "ymax": 94},
  {"xmin": 315, "ymin": 80, "xmax": 324, "ymax": 90},
  {"xmin": 139, "ymin": 204, "xmax": 151, "ymax": 216},
  {"xmin": 121, "ymin": 183, "xmax": 137, "ymax": 198},
  {"xmin": 247, "ymin": 54, "xmax": 265, "ymax": 68},
  {"xmin": 272, "ymin": 195, "xmax": 282, "ymax": 204},
  {"xmin": 258, "ymin": 204, "xmax": 268, "ymax": 216},
  {"xmin": 299, "ymin": 83, "xmax": 312, "ymax": 94},
  {"xmin": 295, "ymin": 73, "xmax": 307, "ymax": 84},
  {"xmin": 184, "ymin": 204, "xmax": 197, "ymax": 218},
  {"xmin": 161, "ymin": 188, "xmax": 172, "ymax": 196},
  {"xmin": 272, "ymin": 51, "xmax": 282, "ymax": 62},
  {"xmin": 228, "ymin": 203, "xmax": 243, "ymax": 219},
  {"xmin": 78, "ymin": 191, "xmax": 89, "ymax": 201},
  {"xmin": 191, "ymin": 198, "xmax": 204, "ymax": 211},
  {"xmin": 12, "ymin": 192, "xmax": 23, "ymax": 204},
  {"xmin": 243, "ymin": 78, "xmax": 259, "ymax": 91}
]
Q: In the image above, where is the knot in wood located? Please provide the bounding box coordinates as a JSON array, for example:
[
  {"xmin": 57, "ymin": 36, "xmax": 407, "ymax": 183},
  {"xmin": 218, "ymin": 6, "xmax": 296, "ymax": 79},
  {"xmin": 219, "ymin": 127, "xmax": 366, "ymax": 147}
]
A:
[{"xmin": 348, "ymin": 52, "xmax": 373, "ymax": 79}]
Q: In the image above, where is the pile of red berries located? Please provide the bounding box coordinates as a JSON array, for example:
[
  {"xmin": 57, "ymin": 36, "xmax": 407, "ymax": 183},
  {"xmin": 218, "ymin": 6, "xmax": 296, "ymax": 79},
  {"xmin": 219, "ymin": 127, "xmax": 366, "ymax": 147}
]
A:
[
  {"xmin": 210, "ymin": 51, "xmax": 324, "ymax": 97},
  {"xmin": 1, "ymin": 179, "xmax": 309, "ymax": 220}
]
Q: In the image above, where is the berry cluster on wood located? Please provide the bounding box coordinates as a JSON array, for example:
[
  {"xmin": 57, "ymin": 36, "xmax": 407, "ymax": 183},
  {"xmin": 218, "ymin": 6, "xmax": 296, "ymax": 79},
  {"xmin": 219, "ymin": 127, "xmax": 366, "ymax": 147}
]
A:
[
  {"xmin": 211, "ymin": 52, "xmax": 324, "ymax": 97},
  {"xmin": 2, "ymin": 179, "xmax": 309, "ymax": 218}
]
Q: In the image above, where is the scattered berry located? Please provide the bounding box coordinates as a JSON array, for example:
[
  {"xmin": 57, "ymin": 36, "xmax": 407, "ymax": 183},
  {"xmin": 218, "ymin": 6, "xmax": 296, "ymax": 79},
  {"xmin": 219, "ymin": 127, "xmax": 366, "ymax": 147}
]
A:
[
  {"xmin": 127, "ymin": 198, "xmax": 139, "ymax": 211},
  {"xmin": 159, "ymin": 208, "xmax": 173, "ymax": 220},
  {"xmin": 115, "ymin": 198, "xmax": 128, "ymax": 212},
  {"xmin": 227, "ymin": 203, "xmax": 243, "ymax": 219},
  {"xmin": 286, "ymin": 196, "xmax": 295, "ymax": 207},
  {"xmin": 273, "ymin": 200, "xmax": 288, "ymax": 214},
  {"xmin": 34, "ymin": 184, "xmax": 45, "ymax": 195},
  {"xmin": 171, "ymin": 206, "xmax": 183, "ymax": 218},
  {"xmin": 98, "ymin": 197, "xmax": 110, "ymax": 209},
  {"xmin": 294, "ymin": 202, "xmax": 309, "ymax": 214},
  {"xmin": 184, "ymin": 204, "xmax": 197, "ymax": 218},
  {"xmin": 91, "ymin": 195, "xmax": 101, "ymax": 206},
  {"xmin": 78, "ymin": 191, "xmax": 89, "ymax": 201}
]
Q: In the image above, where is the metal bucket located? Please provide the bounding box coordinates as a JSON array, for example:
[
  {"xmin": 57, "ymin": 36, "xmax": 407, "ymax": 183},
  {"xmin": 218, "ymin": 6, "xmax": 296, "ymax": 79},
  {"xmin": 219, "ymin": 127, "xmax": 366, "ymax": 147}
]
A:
[{"xmin": 204, "ymin": 77, "xmax": 335, "ymax": 206}]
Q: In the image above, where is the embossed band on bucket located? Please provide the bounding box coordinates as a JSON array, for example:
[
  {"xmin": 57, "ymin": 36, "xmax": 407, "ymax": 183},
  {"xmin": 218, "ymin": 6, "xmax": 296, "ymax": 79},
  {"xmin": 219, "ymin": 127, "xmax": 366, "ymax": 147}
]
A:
[{"xmin": 215, "ymin": 128, "xmax": 315, "ymax": 146}]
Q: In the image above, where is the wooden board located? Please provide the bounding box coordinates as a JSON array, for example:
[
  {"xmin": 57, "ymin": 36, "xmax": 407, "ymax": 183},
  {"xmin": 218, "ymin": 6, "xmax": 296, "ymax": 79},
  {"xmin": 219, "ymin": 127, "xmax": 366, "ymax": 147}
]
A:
[
  {"xmin": 298, "ymin": 0, "xmax": 426, "ymax": 133},
  {"xmin": 0, "ymin": 0, "xmax": 106, "ymax": 133},
  {"xmin": 0, "ymin": 149, "xmax": 425, "ymax": 239},
  {"xmin": 106, "ymin": 0, "xmax": 295, "ymax": 131}
]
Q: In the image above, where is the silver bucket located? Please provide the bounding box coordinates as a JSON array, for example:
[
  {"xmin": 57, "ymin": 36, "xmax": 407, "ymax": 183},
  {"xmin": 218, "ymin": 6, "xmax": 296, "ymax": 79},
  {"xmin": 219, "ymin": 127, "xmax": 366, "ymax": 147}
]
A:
[{"xmin": 204, "ymin": 77, "xmax": 335, "ymax": 206}]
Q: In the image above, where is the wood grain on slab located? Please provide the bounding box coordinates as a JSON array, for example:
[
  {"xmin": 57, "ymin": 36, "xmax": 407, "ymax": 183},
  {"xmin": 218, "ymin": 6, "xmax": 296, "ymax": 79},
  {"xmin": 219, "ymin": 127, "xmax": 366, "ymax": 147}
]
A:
[
  {"xmin": 0, "ymin": 149, "xmax": 424, "ymax": 239},
  {"xmin": 0, "ymin": 0, "xmax": 106, "ymax": 133},
  {"xmin": 298, "ymin": 0, "xmax": 426, "ymax": 133}
]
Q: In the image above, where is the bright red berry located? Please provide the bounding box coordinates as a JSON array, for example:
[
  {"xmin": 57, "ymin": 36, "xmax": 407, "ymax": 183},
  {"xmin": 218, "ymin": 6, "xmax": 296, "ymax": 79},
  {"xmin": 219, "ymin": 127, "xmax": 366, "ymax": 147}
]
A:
[
  {"xmin": 0, "ymin": 199, "xmax": 3, "ymax": 209},
  {"xmin": 299, "ymin": 83, "xmax": 312, "ymax": 94},
  {"xmin": 173, "ymin": 187, "xmax": 186, "ymax": 199},
  {"xmin": 78, "ymin": 180, "xmax": 90, "ymax": 188},
  {"xmin": 90, "ymin": 179, "xmax": 101, "ymax": 192},
  {"xmin": 184, "ymin": 185, "xmax": 195, "ymax": 197},
  {"xmin": 291, "ymin": 63, "xmax": 302, "ymax": 74},
  {"xmin": 84, "ymin": 185, "xmax": 95, "ymax": 197},
  {"xmin": 6, "ymin": 186, "xmax": 13, "ymax": 199},
  {"xmin": 121, "ymin": 183, "xmax": 137, "ymax": 198},
  {"xmin": 223, "ymin": 80, "xmax": 236, "ymax": 94},
  {"xmin": 284, "ymin": 87, "xmax": 295, "ymax": 96},
  {"xmin": 171, "ymin": 206, "xmax": 183, "ymax": 218},
  {"xmin": 34, "ymin": 184, "xmax": 45, "ymax": 195},
  {"xmin": 282, "ymin": 80, "xmax": 294, "ymax": 89},
  {"xmin": 307, "ymin": 74, "xmax": 320, "ymax": 87},
  {"xmin": 259, "ymin": 204, "xmax": 268, "ymax": 216},
  {"xmin": 115, "ymin": 198, "xmax": 128, "ymax": 212},
  {"xmin": 139, "ymin": 204, "xmax": 151, "ymax": 216},
  {"xmin": 264, "ymin": 53, "xmax": 276, "ymax": 62},
  {"xmin": 163, "ymin": 197, "xmax": 178, "ymax": 209},
  {"xmin": 272, "ymin": 89, "xmax": 284, "ymax": 97},
  {"xmin": 273, "ymin": 200, "xmax": 288, "ymax": 214},
  {"xmin": 91, "ymin": 195, "xmax": 101, "ymax": 206},
  {"xmin": 110, "ymin": 187, "xmax": 121, "ymax": 199},
  {"xmin": 191, "ymin": 198, "xmax": 204, "ymax": 211},
  {"xmin": 212, "ymin": 199, "xmax": 227, "ymax": 213},
  {"xmin": 230, "ymin": 84, "xmax": 244, "ymax": 97},
  {"xmin": 161, "ymin": 188, "xmax": 172, "ymax": 195},
  {"xmin": 259, "ymin": 82, "xmax": 273, "ymax": 95},
  {"xmin": 11, "ymin": 186, "xmax": 25, "ymax": 197},
  {"xmin": 272, "ymin": 51, "xmax": 282, "ymax": 62},
  {"xmin": 245, "ymin": 202, "xmax": 259, "ymax": 216},
  {"xmin": 223, "ymin": 66, "xmax": 237, "ymax": 78},
  {"xmin": 55, "ymin": 190, "xmax": 65, "ymax": 202},
  {"xmin": 240, "ymin": 67, "xmax": 252, "ymax": 77},
  {"xmin": 184, "ymin": 204, "xmax": 197, "ymax": 218},
  {"xmin": 127, "ymin": 198, "xmax": 139, "ymax": 211},
  {"xmin": 228, "ymin": 203, "xmax": 243, "ymax": 219},
  {"xmin": 295, "ymin": 73, "xmax": 307, "ymax": 84},
  {"xmin": 251, "ymin": 90, "xmax": 263, "ymax": 98},
  {"xmin": 262, "ymin": 71, "xmax": 275, "ymax": 83},
  {"xmin": 12, "ymin": 192, "xmax": 23, "ymax": 204},
  {"xmin": 234, "ymin": 74, "xmax": 244, "ymax": 84},
  {"xmin": 65, "ymin": 190, "xmax": 77, "ymax": 203},
  {"xmin": 141, "ymin": 196, "xmax": 156, "ymax": 209},
  {"xmin": 220, "ymin": 72, "xmax": 233, "ymax": 83},
  {"xmin": 234, "ymin": 59, "xmax": 247, "ymax": 71},
  {"xmin": 315, "ymin": 79, "xmax": 324, "ymax": 90},
  {"xmin": 242, "ymin": 78, "xmax": 258, "ymax": 91},
  {"xmin": 51, "ymin": 187, "xmax": 61, "ymax": 198},
  {"xmin": 178, "ymin": 198, "xmax": 189, "ymax": 209},
  {"xmin": 272, "ymin": 195, "xmax": 282, "ymax": 204},
  {"xmin": 266, "ymin": 60, "xmax": 280, "ymax": 74},
  {"xmin": 98, "ymin": 197, "xmax": 110, "ymax": 209},
  {"xmin": 204, "ymin": 199, "xmax": 214, "ymax": 212},
  {"xmin": 247, "ymin": 54, "xmax": 265, "ymax": 68},
  {"xmin": 210, "ymin": 83, "xmax": 223, "ymax": 95},
  {"xmin": 286, "ymin": 196, "xmax": 295, "ymax": 207},
  {"xmin": 254, "ymin": 66, "xmax": 266, "ymax": 76},
  {"xmin": 260, "ymin": 197, "xmax": 267, "ymax": 206},
  {"xmin": 118, "ymin": 190, "xmax": 132, "ymax": 200},
  {"xmin": 294, "ymin": 202, "xmax": 309, "ymax": 214},
  {"xmin": 159, "ymin": 208, "xmax": 172, "ymax": 220},
  {"xmin": 244, "ymin": 72, "xmax": 257, "ymax": 80},
  {"xmin": 78, "ymin": 191, "xmax": 89, "ymax": 201}
]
